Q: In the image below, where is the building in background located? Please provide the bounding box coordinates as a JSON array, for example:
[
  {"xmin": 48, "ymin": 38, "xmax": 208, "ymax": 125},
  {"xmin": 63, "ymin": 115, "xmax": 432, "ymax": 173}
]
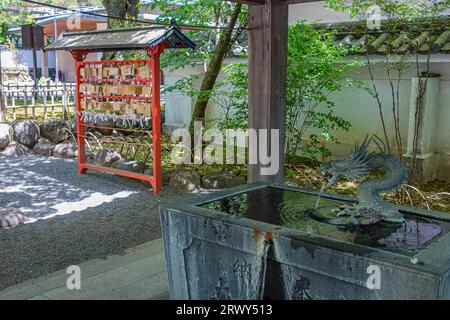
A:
[
  {"xmin": 7, "ymin": 6, "xmax": 107, "ymax": 83},
  {"xmin": 4, "ymin": 1, "xmax": 167, "ymax": 83}
]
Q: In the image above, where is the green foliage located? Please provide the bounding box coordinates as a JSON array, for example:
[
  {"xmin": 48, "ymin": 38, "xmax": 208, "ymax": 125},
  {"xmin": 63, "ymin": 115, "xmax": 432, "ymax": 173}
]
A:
[
  {"xmin": 148, "ymin": 4, "xmax": 360, "ymax": 160},
  {"xmin": 168, "ymin": 21, "xmax": 360, "ymax": 160},
  {"xmin": 325, "ymin": 0, "xmax": 450, "ymax": 19},
  {"xmin": 0, "ymin": 0, "xmax": 17, "ymax": 10},
  {"xmin": 150, "ymin": 0, "xmax": 248, "ymax": 71},
  {"xmin": 0, "ymin": 1, "xmax": 34, "ymax": 45},
  {"xmin": 214, "ymin": 63, "xmax": 248, "ymax": 130},
  {"xmin": 173, "ymin": 21, "xmax": 359, "ymax": 160},
  {"xmin": 285, "ymin": 21, "xmax": 361, "ymax": 159},
  {"xmin": 102, "ymin": 0, "xmax": 140, "ymax": 29},
  {"xmin": 164, "ymin": 63, "xmax": 248, "ymax": 130}
]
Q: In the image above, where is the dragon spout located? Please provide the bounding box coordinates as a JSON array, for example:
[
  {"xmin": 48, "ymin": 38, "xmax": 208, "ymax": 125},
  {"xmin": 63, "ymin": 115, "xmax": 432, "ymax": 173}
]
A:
[{"xmin": 319, "ymin": 135, "xmax": 407, "ymax": 225}]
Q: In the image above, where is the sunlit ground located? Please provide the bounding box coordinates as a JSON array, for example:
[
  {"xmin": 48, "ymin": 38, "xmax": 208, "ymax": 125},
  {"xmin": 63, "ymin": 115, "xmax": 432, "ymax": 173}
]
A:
[{"xmin": 0, "ymin": 155, "xmax": 138, "ymax": 223}]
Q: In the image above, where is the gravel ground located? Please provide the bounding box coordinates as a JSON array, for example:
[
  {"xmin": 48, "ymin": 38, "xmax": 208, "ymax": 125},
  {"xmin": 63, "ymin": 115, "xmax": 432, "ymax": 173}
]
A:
[{"xmin": 0, "ymin": 155, "xmax": 200, "ymax": 290}]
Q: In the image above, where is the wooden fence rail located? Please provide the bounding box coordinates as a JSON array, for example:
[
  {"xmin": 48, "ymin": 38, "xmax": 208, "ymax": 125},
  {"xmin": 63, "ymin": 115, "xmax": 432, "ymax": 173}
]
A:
[{"xmin": 1, "ymin": 83, "xmax": 76, "ymax": 121}]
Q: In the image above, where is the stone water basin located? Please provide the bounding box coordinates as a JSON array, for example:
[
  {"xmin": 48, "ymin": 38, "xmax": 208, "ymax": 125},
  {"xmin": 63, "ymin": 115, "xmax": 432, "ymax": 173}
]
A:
[{"xmin": 160, "ymin": 183, "xmax": 450, "ymax": 299}]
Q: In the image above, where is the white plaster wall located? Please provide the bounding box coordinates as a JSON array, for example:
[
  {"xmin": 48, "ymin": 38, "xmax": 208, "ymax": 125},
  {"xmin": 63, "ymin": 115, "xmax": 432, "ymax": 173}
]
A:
[
  {"xmin": 283, "ymin": 60, "xmax": 450, "ymax": 160},
  {"xmin": 163, "ymin": 58, "xmax": 243, "ymax": 131},
  {"xmin": 14, "ymin": 49, "xmax": 56, "ymax": 68},
  {"xmin": 316, "ymin": 62, "xmax": 416, "ymax": 158},
  {"xmin": 288, "ymin": 1, "xmax": 350, "ymax": 24},
  {"xmin": 1, "ymin": 48, "xmax": 102, "ymax": 82},
  {"xmin": 56, "ymin": 51, "xmax": 102, "ymax": 82},
  {"xmin": 318, "ymin": 81, "xmax": 412, "ymax": 158},
  {"xmin": 163, "ymin": 64, "xmax": 205, "ymax": 131},
  {"xmin": 437, "ymin": 79, "xmax": 450, "ymax": 151},
  {"xmin": 1, "ymin": 49, "xmax": 29, "ymax": 69},
  {"xmin": 166, "ymin": 58, "xmax": 450, "ymax": 164}
]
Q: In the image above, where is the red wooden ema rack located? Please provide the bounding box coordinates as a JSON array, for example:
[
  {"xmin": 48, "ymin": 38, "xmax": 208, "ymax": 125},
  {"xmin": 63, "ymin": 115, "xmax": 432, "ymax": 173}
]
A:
[
  {"xmin": 43, "ymin": 24, "xmax": 196, "ymax": 194},
  {"xmin": 75, "ymin": 54, "xmax": 162, "ymax": 194}
]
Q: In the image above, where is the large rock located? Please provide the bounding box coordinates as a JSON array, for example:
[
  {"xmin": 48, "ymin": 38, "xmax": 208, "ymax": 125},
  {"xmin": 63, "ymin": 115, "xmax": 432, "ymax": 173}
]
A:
[
  {"xmin": 0, "ymin": 143, "xmax": 31, "ymax": 156},
  {"xmin": 39, "ymin": 119, "xmax": 69, "ymax": 144},
  {"xmin": 0, "ymin": 208, "xmax": 26, "ymax": 229},
  {"xmin": 94, "ymin": 148, "xmax": 122, "ymax": 167},
  {"xmin": 0, "ymin": 124, "xmax": 12, "ymax": 150},
  {"xmin": 53, "ymin": 143, "xmax": 78, "ymax": 159},
  {"xmin": 143, "ymin": 168, "xmax": 171, "ymax": 185},
  {"xmin": 201, "ymin": 172, "xmax": 245, "ymax": 189},
  {"xmin": 169, "ymin": 169, "xmax": 201, "ymax": 191},
  {"xmin": 111, "ymin": 160, "xmax": 146, "ymax": 173},
  {"xmin": 12, "ymin": 119, "xmax": 40, "ymax": 148},
  {"xmin": 33, "ymin": 138, "xmax": 56, "ymax": 156}
]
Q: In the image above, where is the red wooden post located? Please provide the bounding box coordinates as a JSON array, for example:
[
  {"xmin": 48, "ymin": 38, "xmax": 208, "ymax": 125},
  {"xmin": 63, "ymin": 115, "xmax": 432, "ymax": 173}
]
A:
[
  {"xmin": 71, "ymin": 50, "xmax": 88, "ymax": 175},
  {"xmin": 150, "ymin": 45, "xmax": 164, "ymax": 194}
]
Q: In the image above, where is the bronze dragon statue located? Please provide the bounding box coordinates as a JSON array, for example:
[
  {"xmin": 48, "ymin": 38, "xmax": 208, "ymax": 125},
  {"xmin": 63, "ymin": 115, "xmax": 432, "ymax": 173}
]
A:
[{"xmin": 317, "ymin": 135, "xmax": 407, "ymax": 225}]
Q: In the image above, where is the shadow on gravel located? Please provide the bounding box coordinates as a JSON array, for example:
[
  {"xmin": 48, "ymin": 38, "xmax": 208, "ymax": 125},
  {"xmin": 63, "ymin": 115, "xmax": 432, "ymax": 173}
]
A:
[
  {"xmin": 0, "ymin": 156, "xmax": 140, "ymax": 221},
  {"xmin": 0, "ymin": 155, "xmax": 197, "ymax": 290}
]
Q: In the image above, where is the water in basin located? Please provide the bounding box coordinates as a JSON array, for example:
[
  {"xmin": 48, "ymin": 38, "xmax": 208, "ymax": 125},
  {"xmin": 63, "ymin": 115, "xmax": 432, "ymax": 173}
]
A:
[{"xmin": 199, "ymin": 187, "xmax": 450, "ymax": 255}]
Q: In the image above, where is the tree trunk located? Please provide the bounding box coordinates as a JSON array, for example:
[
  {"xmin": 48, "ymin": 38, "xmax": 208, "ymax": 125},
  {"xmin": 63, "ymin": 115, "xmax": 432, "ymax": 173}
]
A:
[
  {"xmin": 101, "ymin": 0, "xmax": 140, "ymax": 28},
  {"xmin": 188, "ymin": 4, "xmax": 242, "ymax": 136},
  {"xmin": 101, "ymin": 0, "xmax": 139, "ymax": 60}
]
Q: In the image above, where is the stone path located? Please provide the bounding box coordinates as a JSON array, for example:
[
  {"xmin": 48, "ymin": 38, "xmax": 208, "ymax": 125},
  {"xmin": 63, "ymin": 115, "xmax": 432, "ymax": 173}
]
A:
[{"xmin": 0, "ymin": 238, "xmax": 169, "ymax": 300}]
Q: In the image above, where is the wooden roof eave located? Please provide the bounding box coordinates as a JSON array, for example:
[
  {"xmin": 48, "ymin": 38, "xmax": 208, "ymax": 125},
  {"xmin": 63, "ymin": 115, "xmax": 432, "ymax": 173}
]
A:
[{"xmin": 43, "ymin": 24, "xmax": 196, "ymax": 53}]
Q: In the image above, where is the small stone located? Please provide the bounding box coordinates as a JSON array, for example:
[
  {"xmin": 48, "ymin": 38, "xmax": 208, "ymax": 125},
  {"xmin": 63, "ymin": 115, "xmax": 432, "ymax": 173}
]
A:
[
  {"xmin": 169, "ymin": 169, "xmax": 201, "ymax": 191},
  {"xmin": 143, "ymin": 168, "xmax": 171, "ymax": 185},
  {"xmin": 53, "ymin": 143, "xmax": 78, "ymax": 159},
  {"xmin": 39, "ymin": 119, "xmax": 70, "ymax": 144},
  {"xmin": 201, "ymin": 172, "xmax": 245, "ymax": 189},
  {"xmin": 86, "ymin": 151, "xmax": 96, "ymax": 162},
  {"xmin": 94, "ymin": 148, "xmax": 122, "ymax": 167},
  {"xmin": 111, "ymin": 160, "xmax": 146, "ymax": 173},
  {"xmin": 0, "ymin": 208, "xmax": 26, "ymax": 229},
  {"xmin": 12, "ymin": 119, "xmax": 40, "ymax": 148},
  {"xmin": 112, "ymin": 130, "xmax": 124, "ymax": 137},
  {"xmin": 0, "ymin": 143, "xmax": 31, "ymax": 156},
  {"xmin": 0, "ymin": 124, "xmax": 13, "ymax": 150},
  {"xmin": 33, "ymin": 138, "xmax": 56, "ymax": 156}
]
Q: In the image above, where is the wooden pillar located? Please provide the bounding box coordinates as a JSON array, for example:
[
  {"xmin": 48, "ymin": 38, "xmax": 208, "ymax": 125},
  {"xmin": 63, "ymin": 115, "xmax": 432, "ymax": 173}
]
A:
[
  {"xmin": 247, "ymin": 0, "xmax": 288, "ymax": 184},
  {"xmin": 41, "ymin": 48, "xmax": 49, "ymax": 78}
]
